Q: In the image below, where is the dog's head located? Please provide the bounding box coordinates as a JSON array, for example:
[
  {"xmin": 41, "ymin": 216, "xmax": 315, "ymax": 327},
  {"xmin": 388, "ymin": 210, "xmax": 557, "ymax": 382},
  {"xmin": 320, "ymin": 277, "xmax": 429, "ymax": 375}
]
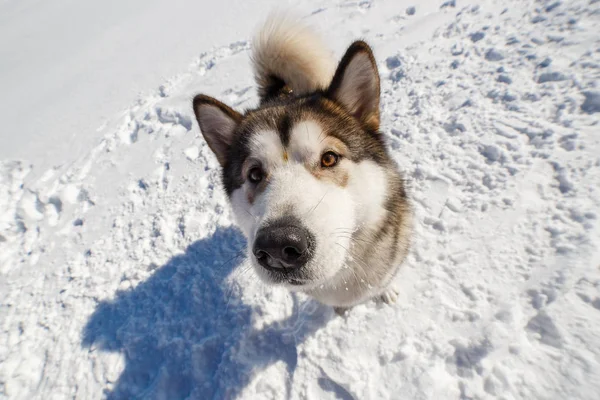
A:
[{"xmin": 192, "ymin": 42, "xmax": 391, "ymax": 290}]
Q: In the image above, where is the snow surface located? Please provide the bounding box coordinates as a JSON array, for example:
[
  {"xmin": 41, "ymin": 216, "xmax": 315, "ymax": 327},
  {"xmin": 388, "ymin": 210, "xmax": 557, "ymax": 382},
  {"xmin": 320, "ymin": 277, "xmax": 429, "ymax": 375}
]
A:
[
  {"xmin": 0, "ymin": 0, "xmax": 295, "ymax": 174},
  {"xmin": 1, "ymin": 0, "xmax": 600, "ymax": 399}
]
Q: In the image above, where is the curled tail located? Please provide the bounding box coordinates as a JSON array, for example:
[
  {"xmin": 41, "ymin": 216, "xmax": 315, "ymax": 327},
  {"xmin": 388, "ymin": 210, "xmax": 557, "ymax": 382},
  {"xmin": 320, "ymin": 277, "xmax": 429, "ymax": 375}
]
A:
[{"xmin": 251, "ymin": 13, "xmax": 336, "ymax": 103}]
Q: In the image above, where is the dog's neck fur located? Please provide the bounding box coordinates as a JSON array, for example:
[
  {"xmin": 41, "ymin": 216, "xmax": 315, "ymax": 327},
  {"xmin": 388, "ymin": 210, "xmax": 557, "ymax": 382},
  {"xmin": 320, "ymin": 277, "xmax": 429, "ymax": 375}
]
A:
[{"xmin": 305, "ymin": 170, "xmax": 412, "ymax": 307}]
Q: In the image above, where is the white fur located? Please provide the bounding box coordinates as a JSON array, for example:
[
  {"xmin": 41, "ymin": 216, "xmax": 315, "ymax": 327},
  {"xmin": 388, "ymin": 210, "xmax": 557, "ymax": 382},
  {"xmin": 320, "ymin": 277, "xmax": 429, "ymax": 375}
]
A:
[
  {"xmin": 303, "ymin": 159, "xmax": 390, "ymax": 307},
  {"xmin": 255, "ymin": 164, "xmax": 355, "ymax": 289},
  {"xmin": 230, "ymin": 119, "xmax": 390, "ymax": 300},
  {"xmin": 247, "ymin": 129, "xmax": 284, "ymax": 171},
  {"xmin": 347, "ymin": 160, "xmax": 388, "ymax": 229},
  {"xmin": 289, "ymin": 120, "xmax": 388, "ymax": 232},
  {"xmin": 287, "ymin": 120, "xmax": 324, "ymax": 163},
  {"xmin": 230, "ymin": 129, "xmax": 284, "ymax": 238},
  {"xmin": 251, "ymin": 12, "xmax": 336, "ymax": 95},
  {"xmin": 230, "ymin": 189, "xmax": 256, "ymax": 239}
]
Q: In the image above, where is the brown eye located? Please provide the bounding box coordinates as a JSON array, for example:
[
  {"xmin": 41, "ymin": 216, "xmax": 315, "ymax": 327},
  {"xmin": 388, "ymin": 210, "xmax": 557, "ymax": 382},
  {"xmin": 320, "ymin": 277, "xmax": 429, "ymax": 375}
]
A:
[
  {"xmin": 248, "ymin": 166, "xmax": 263, "ymax": 183},
  {"xmin": 321, "ymin": 151, "xmax": 339, "ymax": 168}
]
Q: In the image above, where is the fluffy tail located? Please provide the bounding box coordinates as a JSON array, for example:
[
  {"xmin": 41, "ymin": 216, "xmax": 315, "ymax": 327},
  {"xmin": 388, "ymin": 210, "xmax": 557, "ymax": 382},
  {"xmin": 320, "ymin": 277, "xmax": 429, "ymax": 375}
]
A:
[{"xmin": 251, "ymin": 13, "xmax": 336, "ymax": 103}]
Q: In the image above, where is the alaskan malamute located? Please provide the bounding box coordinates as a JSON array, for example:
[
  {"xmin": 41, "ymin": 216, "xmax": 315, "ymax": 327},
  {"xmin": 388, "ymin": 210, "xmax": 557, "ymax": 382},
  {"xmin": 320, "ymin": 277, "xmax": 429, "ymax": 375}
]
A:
[{"xmin": 192, "ymin": 14, "xmax": 412, "ymax": 313}]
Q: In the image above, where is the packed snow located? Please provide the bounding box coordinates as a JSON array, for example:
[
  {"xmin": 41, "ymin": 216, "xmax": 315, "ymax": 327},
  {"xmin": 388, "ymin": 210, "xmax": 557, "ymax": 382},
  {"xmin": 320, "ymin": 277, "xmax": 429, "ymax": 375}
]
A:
[{"xmin": 1, "ymin": 0, "xmax": 600, "ymax": 399}]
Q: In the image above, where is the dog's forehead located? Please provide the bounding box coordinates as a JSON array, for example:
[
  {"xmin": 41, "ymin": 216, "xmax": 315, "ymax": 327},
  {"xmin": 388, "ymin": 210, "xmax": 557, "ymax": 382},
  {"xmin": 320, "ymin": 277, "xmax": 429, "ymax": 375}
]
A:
[
  {"xmin": 288, "ymin": 120, "xmax": 325, "ymax": 157},
  {"xmin": 246, "ymin": 118, "xmax": 327, "ymax": 162},
  {"xmin": 248, "ymin": 129, "xmax": 283, "ymax": 159}
]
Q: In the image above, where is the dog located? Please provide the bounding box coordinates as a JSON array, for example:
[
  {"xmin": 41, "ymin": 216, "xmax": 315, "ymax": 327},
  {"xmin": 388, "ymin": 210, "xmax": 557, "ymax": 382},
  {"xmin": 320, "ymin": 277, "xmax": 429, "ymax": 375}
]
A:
[{"xmin": 192, "ymin": 14, "xmax": 412, "ymax": 314}]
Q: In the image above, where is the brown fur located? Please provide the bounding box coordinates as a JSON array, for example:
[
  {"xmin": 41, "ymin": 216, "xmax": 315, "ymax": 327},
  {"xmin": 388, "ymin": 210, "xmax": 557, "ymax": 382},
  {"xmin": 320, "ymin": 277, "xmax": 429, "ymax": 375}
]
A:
[{"xmin": 192, "ymin": 25, "xmax": 412, "ymax": 309}]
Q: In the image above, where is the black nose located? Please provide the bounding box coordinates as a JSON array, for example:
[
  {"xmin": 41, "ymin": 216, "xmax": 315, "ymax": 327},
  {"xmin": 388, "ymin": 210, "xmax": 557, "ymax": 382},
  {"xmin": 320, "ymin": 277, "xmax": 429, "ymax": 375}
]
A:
[{"xmin": 253, "ymin": 219, "xmax": 313, "ymax": 271}]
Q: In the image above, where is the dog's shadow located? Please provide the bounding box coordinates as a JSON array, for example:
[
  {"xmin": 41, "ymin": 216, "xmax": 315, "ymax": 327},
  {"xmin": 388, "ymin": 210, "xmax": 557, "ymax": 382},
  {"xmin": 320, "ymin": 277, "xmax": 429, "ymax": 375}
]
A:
[{"xmin": 82, "ymin": 226, "xmax": 331, "ymax": 399}]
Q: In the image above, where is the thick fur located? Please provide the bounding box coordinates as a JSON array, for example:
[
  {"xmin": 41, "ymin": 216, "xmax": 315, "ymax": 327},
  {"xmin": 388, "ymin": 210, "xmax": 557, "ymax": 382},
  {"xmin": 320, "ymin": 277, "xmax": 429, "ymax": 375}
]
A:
[
  {"xmin": 251, "ymin": 13, "xmax": 336, "ymax": 103},
  {"xmin": 192, "ymin": 14, "xmax": 412, "ymax": 309}
]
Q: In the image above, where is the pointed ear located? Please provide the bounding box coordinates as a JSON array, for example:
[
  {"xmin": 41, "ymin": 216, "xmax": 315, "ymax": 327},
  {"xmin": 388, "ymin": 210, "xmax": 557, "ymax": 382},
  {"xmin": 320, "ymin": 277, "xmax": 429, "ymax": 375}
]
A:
[
  {"xmin": 327, "ymin": 41, "xmax": 381, "ymax": 131},
  {"xmin": 192, "ymin": 94, "xmax": 242, "ymax": 166}
]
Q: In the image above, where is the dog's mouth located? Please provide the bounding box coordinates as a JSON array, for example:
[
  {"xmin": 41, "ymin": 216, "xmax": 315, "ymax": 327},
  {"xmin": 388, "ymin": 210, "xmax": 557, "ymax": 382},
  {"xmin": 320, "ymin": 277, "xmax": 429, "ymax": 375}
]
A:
[
  {"xmin": 260, "ymin": 267, "xmax": 313, "ymax": 286},
  {"xmin": 250, "ymin": 246, "xmax": 351, "ymax": 289},
  {"xmin": 288, "ymin": 278, "xmax": 307, "ymax": 286}
]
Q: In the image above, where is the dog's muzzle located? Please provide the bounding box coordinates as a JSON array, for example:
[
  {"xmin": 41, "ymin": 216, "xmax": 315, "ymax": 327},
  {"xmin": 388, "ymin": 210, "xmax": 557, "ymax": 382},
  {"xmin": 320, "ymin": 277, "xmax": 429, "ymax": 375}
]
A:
[{"xmin": 252, "ymin": 216, "xmax": 314, "ymax": 272}]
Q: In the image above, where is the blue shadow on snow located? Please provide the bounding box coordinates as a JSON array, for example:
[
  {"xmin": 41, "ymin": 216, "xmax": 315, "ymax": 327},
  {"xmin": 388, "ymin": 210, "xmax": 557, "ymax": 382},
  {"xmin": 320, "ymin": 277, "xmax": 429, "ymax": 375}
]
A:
[{"xmin": 82, "ymin": 226, "xmax": 330, "ymax": 399}]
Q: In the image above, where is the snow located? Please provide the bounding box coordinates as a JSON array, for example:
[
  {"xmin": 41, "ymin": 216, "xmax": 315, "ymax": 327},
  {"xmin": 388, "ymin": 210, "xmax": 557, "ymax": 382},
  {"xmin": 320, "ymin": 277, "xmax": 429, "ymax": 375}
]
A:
[
  {"xmin": 581, "ymin": 91, "xmax": 600, "ymax": 113},
  {"xmin": 0, "ymin": 0, "xmax": 294, "ymax": 174},
  {"xmin": 1, "ymin": 0, "xmax": 600, "ymax": 399}
]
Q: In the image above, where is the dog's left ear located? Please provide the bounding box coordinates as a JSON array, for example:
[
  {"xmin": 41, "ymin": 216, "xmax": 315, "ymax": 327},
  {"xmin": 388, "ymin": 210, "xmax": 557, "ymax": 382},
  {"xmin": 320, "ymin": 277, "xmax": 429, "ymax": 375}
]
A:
[{"xmin": 327, "ymin": 41, "xmax": 380, "ymax": 131}]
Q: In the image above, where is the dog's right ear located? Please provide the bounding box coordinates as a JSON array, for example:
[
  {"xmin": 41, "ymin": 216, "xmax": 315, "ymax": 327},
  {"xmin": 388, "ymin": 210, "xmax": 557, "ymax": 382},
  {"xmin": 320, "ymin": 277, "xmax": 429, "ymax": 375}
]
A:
[{"xmin": 192, "ymin": 95, "xmax": 242, "ymax": 166}]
